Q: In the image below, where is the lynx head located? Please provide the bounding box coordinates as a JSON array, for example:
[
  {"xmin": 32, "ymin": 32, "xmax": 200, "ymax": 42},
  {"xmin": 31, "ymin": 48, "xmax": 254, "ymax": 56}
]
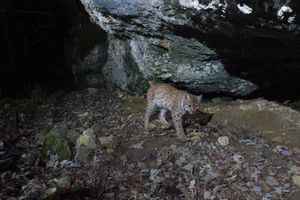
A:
[{"xmin": 183, "ymin": 94, "xmax": 202, "ymax": 114}]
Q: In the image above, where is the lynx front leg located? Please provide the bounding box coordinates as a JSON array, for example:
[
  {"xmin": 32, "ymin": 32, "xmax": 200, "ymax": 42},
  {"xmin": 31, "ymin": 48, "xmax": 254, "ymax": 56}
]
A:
[
  {"xmin": 172, "ymin": 113, "xmax": 187, "ymax": 141},
  {"xmin": 159, "ymin": 109, "xmax": 171, "ymax": 129}
]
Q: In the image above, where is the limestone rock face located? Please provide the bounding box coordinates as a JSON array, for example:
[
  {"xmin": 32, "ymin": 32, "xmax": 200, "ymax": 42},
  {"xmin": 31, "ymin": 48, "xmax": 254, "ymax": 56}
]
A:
[
  {"xmin": 66, "ymin": 22, "xmax": 108, "ymax": 88},
  {"xmin": 79, "ymin": 0, "xmax": 300, "ymax": 96},
  {"xmin": 72, "ymin": 45, "xmax": 107, "ymax": 87}
]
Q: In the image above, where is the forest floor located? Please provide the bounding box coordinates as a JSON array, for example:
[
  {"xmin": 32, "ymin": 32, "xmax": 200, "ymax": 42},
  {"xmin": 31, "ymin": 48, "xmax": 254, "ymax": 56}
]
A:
[{"xmin": 0, "ymin": 88, "xmax": 300, "ymax": 199}]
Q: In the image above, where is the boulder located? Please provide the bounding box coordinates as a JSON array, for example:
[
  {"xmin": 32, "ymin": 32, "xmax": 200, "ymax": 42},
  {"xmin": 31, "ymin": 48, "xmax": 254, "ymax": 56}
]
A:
[
  {"xmin": 75, "ymin": 129, "xmax": 97, "ymax": 162},
  {"xmin": 42, "ymin": 123, "xmax": 71, "ymax": 160}
]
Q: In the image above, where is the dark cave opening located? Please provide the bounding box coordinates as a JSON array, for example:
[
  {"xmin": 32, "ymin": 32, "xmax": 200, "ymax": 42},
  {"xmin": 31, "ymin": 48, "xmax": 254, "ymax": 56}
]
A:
[
  {"xmin": 215, "ymin": 36, "xmax": 300, "ymax": 102},
  {"xmin": 211, "ymin": 34, "xmax": 300, "ymax": 102},
  {"xmin": 0, "ymin": 0, "xmax": 106, "ymax": 98},
  {"xmin": 172, "ymin": 25, "xmax": 300, "ymax": 102}
]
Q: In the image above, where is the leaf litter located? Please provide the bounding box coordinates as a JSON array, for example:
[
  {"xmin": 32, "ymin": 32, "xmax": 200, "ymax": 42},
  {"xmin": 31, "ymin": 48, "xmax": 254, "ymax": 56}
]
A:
[{"xmin": 0, "ymin": 88, "xmax": 300, "ymax": 199}]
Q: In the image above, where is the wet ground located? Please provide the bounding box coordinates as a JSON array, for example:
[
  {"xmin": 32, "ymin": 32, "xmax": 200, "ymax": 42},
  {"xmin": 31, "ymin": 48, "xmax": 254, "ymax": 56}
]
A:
[{"xmin": 0, "ymin": 88, "xmax": 300, "ymax": 199}]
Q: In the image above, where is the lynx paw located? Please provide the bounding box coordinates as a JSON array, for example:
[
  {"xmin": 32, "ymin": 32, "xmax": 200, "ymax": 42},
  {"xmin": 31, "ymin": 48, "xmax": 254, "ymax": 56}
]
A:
[
  {"xmin": 160, "ymin": 123, "xmax": 172, "ymax": 129},
  {"xmin": 145, "ymin": 123, "xmax": 156, "ymax": 132}
]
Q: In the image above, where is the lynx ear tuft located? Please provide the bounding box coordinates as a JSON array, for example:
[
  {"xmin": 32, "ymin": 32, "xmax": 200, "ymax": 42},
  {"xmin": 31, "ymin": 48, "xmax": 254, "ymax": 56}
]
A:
[
  {"xmin": 197, "ymin": 94, "xmax": 203, "ymax": 102},
  {"xmin": 185, "ymin": 93, "xmax": 191, "ymax": 101}
]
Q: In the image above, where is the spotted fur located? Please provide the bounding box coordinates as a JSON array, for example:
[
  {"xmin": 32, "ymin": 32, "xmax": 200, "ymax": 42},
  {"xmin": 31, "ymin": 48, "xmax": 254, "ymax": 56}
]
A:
[{"xmin": 145, "ymin": 82, "xmax": 202, "ymax": 141}]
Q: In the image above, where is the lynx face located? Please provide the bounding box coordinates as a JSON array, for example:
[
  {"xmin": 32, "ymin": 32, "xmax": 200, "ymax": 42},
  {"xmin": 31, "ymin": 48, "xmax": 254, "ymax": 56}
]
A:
[{"xmin": 183, "ymin": 94, "xmax": 202, "ymax": 115}]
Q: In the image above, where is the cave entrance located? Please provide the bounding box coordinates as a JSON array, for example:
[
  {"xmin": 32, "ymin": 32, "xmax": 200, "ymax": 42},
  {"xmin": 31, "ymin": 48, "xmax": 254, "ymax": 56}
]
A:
[{"xmin": 0, "ymin": 0, "xmax": 107, "ymax": 98}]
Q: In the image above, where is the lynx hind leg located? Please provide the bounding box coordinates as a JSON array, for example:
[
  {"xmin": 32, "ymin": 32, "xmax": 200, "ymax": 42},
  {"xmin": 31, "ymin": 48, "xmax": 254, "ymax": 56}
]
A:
[
  {"xmin": 159, "ymin": 109, "xmax": 171, "ymax": 129},
  {"xmin": 145, "ymin": 102, "xmax": 156, "ymax": 131},
  {"xmin": 172, "ymin": 113, "xmax": 187, "ymax": 141}
]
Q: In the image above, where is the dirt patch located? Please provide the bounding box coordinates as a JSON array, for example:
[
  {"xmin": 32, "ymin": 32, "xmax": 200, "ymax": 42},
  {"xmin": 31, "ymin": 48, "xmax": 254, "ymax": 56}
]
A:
[{"xmin": 204, "ymin": 99, "xmax": 300, "ymax": 147}]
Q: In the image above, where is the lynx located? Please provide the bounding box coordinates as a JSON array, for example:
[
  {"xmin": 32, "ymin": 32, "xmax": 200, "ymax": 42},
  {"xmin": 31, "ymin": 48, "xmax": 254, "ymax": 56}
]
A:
[{"xmin": 145, "ymin": 82, "xmax": 202, "ymax": 141}]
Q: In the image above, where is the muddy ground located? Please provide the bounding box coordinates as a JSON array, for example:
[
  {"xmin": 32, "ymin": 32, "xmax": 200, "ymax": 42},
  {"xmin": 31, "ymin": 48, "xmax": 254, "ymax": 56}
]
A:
[{"xmin": 0, "ymin": 88, "xmax": 300, "ymax": 199}]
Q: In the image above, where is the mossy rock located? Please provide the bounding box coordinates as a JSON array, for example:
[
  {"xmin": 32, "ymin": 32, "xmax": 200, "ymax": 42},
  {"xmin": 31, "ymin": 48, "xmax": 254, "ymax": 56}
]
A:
[{"xmin": 42, "ymin": 123, "xmax": 71, "ymax": 160}]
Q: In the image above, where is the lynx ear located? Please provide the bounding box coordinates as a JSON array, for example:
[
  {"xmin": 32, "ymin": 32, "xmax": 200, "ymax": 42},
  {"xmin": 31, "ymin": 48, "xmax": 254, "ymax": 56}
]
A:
[
  {"xmin": 183, "ymin": 94, "xmax": 190, "ymax": 106},
  {"xmin": 197, "ymin": 94, "xmax": 203, "ymax": 102},
  {"xmin": 185, "ymin": 93, "xmax": 191, "ymax": 101}
]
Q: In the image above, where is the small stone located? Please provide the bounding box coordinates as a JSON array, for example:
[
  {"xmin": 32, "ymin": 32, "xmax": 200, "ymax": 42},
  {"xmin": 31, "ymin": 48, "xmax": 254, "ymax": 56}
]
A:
[
  {"xmin": 150, "ymin": 169, "xmax": 162, "ymax": 183},
  {"xmin": 75, "ymin": 129, "xmax": 97, "ymax": 161},
  {"xmin": 267, "ymin": 166, "xmax": 277, "ymax": 176},
  {"xmin": 87, "ymin": 87, "xmax": 98, "ymax": 95},
  {"xmin": 99, "ymin": 135, "xmax": 118, "ymax": 153},
  {"xmin": 282, "ymin": 150, "xmax": 292, "ymax": 156},
  {"xmin": 252, "ymin": 186, "xmax": 262, "ymax": 194},
  {"xmin": 293, "ymin": 147, "xmax": 300, "ymax": 154},
  {"xmin": 7, "ymin": 198, "xmax": 17, "ymax": 200},
  {"xmin": 273, "ymin": 145, "xmax": 292, "ymax": 156},
  {"xmin": 187, "ymin": 132, "xmax": 205, "ymax": 143},
  {"xmin": 272, "ymin": 136, "xmax": 283, "ymax": 143},
  {"xmin": 266, "ymin": 176, "xmax": 279, "ymax": 186},
  {"xmin": 212, "ymin": 97, "xmax": 222, "ymax": 103},
  {"xmin": 42, "ymin": 187, "xmax": 57, "ymax": 199},
  {"xmin": 293, "ymin": 175, "xmax": 300, "ymax": 187},
  {"xmin": 262, "ymin": 195, "xmax": 272, "ymax": 200},
  {"xmin": 137, "ymin": 162, "xmax": 147, "ymax": 169},
  {"xmin": 76, "ymin": 129, "xmax": 97, "ymax": 149},
  {"xmin": 204, "ymin": 190, "xmax": 211, "ymax": 199},
  {"xmin": 140, "ymin": 169, "xmax": 150, "ymax": 176},
  {"xmin": 78, "ymin": 112, "xmax": 89, "ymax": 121},
  {"xmin": 188, "ymin": 180, "xmax": 196, "ymax": 190},
  {"xmin": 176, "ymin": 156, "xmax": 187, "ymax": 166},
  {"xmin": 233, "ymin": 153, "xmax": 244, "ymax": 164},
  {"xmin": 218, "ymin": 136, "xmax": 229, "ymax": 146},
  {"xmin": 104, "ymin": 193, "xmax": 115, "ymax": 198},
  {"xmin": 290, "ymin": 165, "xmax": 300, "ymax": 175},
  {"xmin": 80, "ymin": 112, "xmax": 89, "ymax": 117},
  {"xmin": 128, "ymin": 163, "xmax": 136, "ymax": 170},
  {"xmin": 129, "ymin": 141, "xmax": 144, "ymax": 149},
  {"xmin": 275, "ymin": 187, "xmax": 290, "ymax": 194},
  {"xmin": 239, "ymin": 139, "xmax": 255, "ymax": 146},
  {"xmin": 117, "ymin": 91, "xmax": 125, "ymax": 99},
  {"xmin": 54, "ymin": 176, "xmax": 71, "ymax": 189},
  {"xmin": 246, "ymin": 182, "xmax": 253, "ymax": 187}
]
